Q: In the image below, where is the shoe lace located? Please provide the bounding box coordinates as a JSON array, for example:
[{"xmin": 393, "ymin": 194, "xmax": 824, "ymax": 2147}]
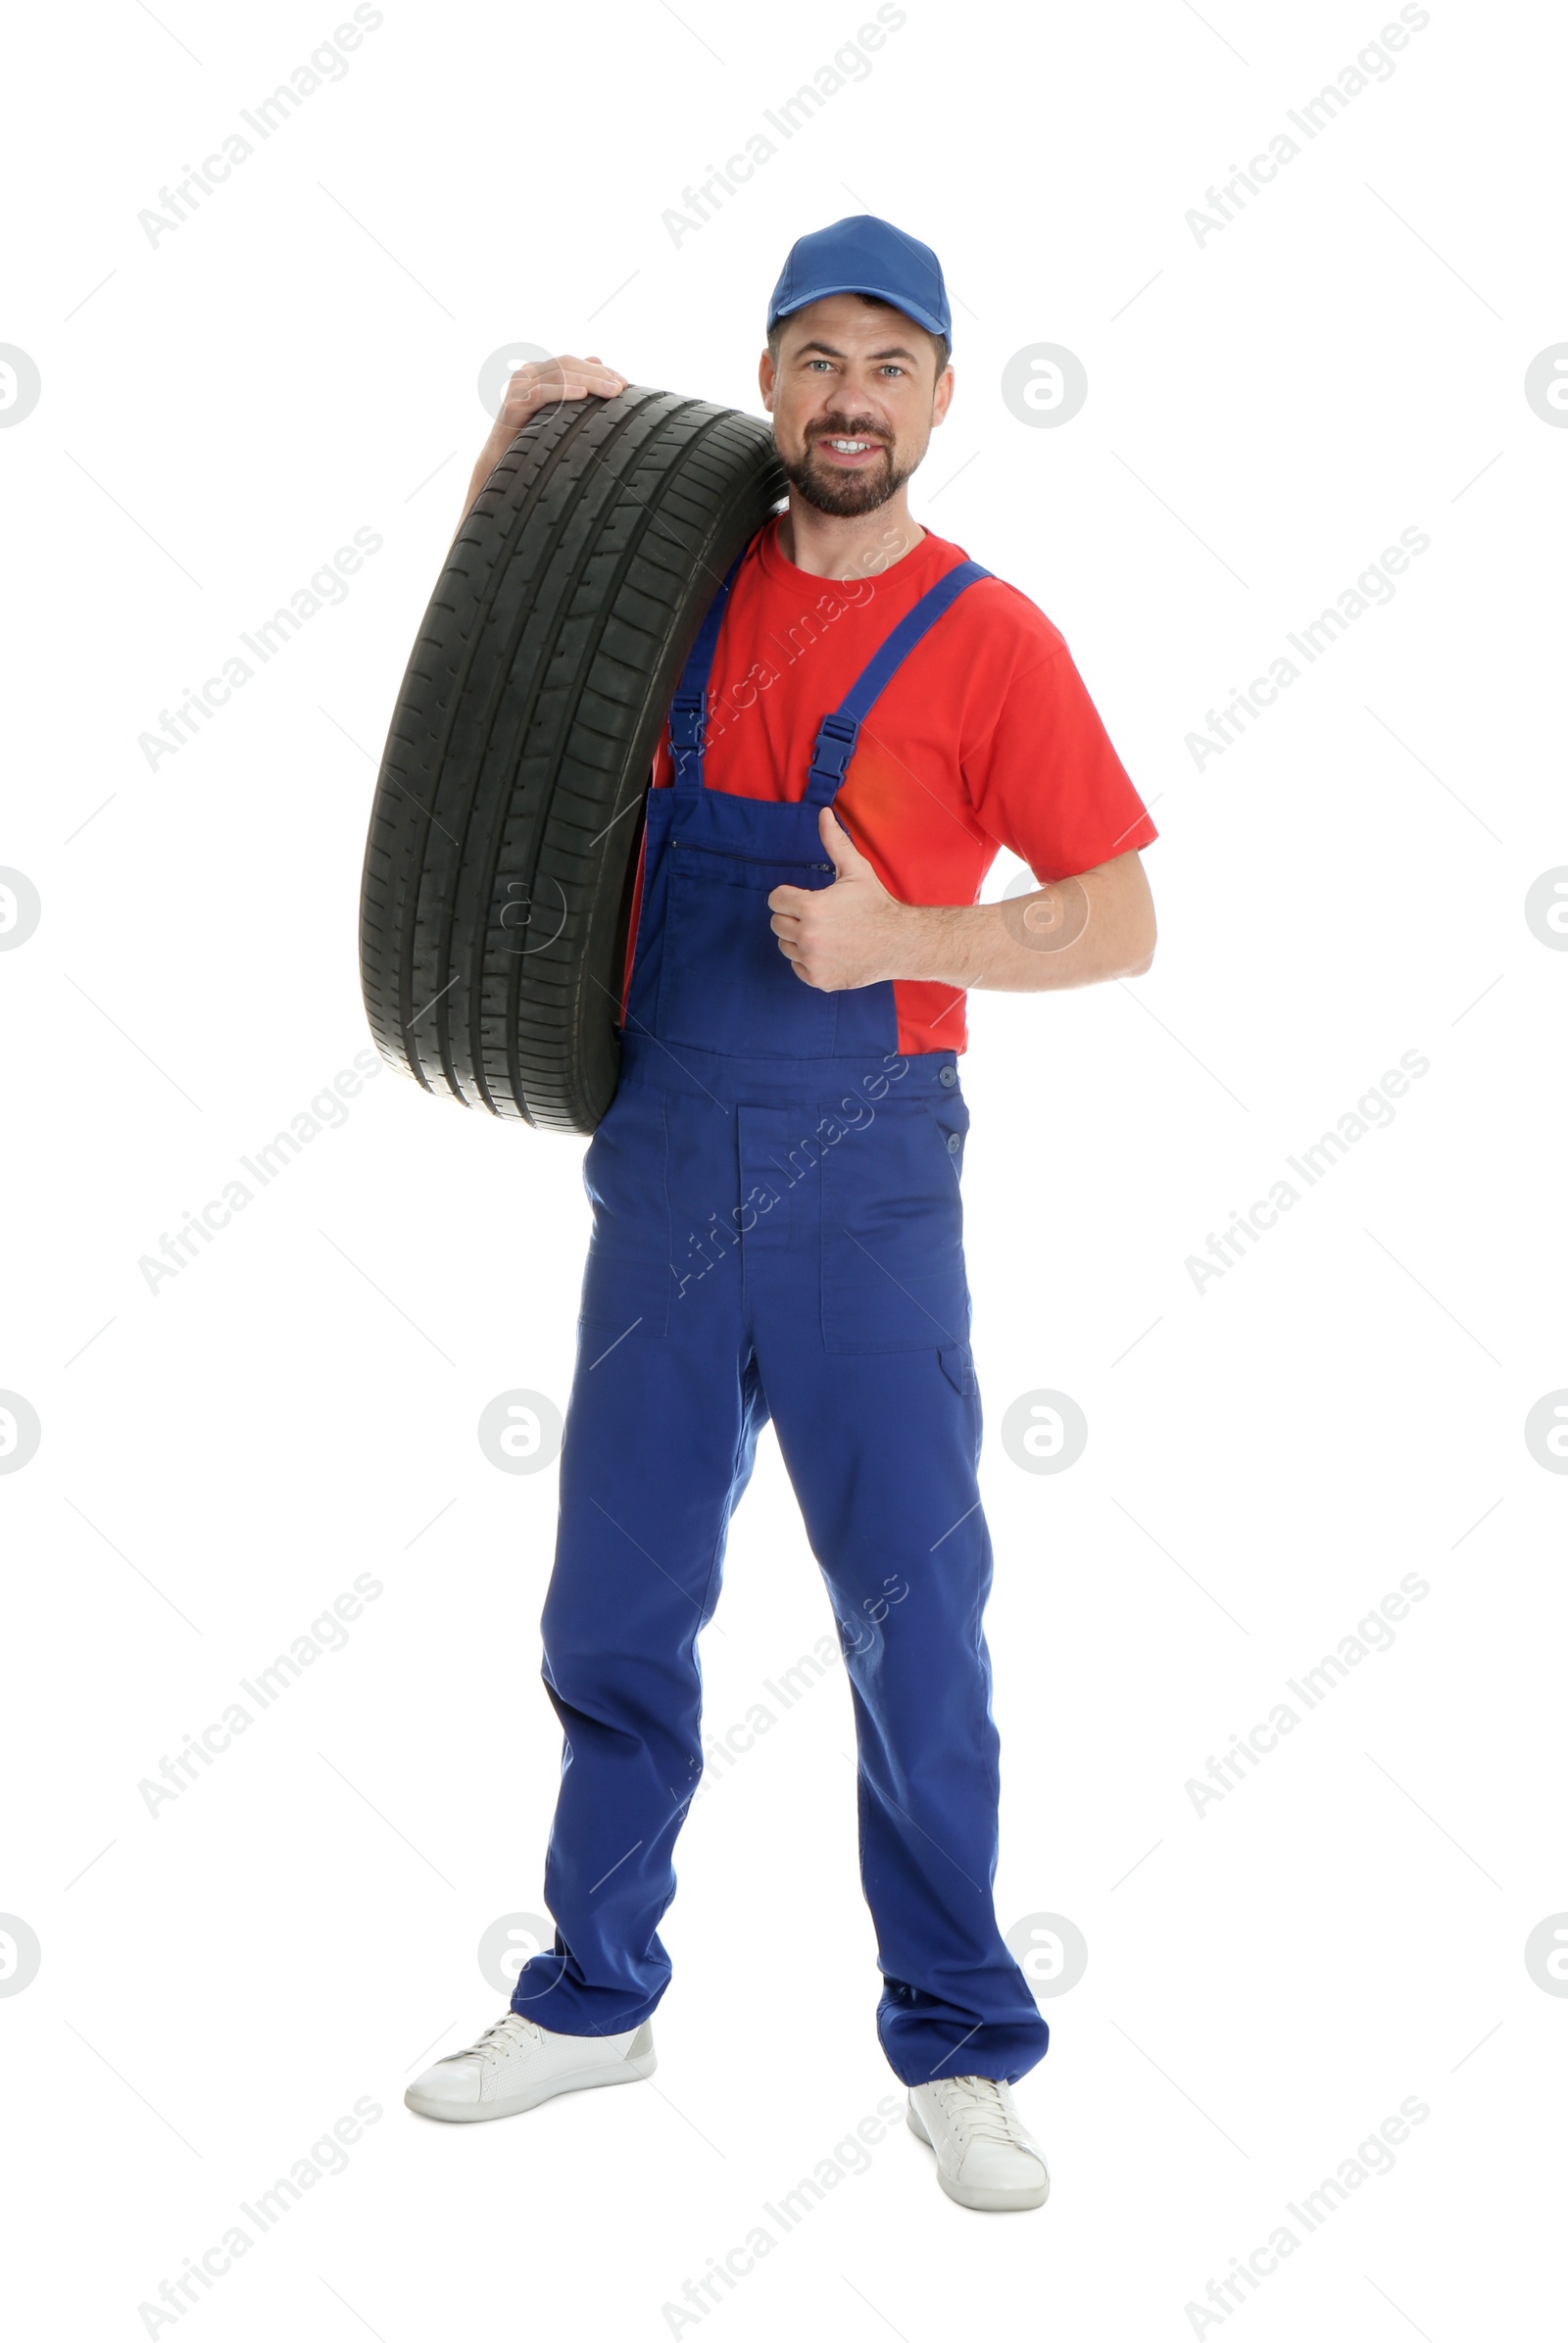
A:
[
  {"xmin": 451, "ymin": 2011, "xmax": 544, "ymax": 2066},
  {"xmin": 930, "ymin": 2075, "xmax": 1029, "ymax": 2150}
]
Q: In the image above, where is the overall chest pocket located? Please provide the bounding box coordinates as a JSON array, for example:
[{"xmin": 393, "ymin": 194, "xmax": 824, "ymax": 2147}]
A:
[
  {"xmin": 657, "ymin": 844, "xmax": 839, "ymax": 1059},
  {"xmin": 819, "ymin": 1091, "xmax": 972, "ymax": 1352}
]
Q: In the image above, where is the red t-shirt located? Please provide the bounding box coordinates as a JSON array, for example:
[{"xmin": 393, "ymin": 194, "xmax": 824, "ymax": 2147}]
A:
[{"xmin": 618, "ymin": 514, "xmax": 1156, "ymax": 1055}]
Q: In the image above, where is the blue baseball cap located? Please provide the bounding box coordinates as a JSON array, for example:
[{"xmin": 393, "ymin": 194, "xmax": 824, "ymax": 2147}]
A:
[{"xmin": 766, "ymin": 214, "xmax": 952, "ymax": 346}]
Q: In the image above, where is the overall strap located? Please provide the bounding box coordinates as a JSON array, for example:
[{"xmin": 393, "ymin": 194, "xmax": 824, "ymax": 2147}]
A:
[
  {"xmin": 667, "ymin": 550, "xmax": 747, "ymax": 801},
  {"xmin": 805, "ymin": 559, "xmax": 993, "ymax": 806}
]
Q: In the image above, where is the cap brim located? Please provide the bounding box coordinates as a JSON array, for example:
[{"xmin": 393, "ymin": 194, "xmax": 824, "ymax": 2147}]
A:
[{"xmin": 770, "ymin": 282, "xmax": 948, "ymax": 341}]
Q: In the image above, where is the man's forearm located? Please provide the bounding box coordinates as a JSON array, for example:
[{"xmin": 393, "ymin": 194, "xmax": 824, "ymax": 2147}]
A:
[{"xmin": 884, "ymin": 854, "xmax": 1155, "ymax": 993}]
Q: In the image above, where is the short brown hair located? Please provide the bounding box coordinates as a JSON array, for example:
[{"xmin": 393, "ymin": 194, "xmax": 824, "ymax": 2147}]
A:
[{"xmin": 767, "ymin": 291, "xmax": 950, "ymax": 381}]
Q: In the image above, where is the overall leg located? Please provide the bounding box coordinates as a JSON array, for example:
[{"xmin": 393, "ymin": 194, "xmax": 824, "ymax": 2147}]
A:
[
  {"xmin": 514, "ymin": 1084, "xmax": 764, "ymax": 2037},
  {"xmin": 737, "ymin": 1083, "xmax": 1049, "ymax": 2087},
  {"xmin": 761, "ymin": 1340, "xmax": 1049, "ymax": 2084}
]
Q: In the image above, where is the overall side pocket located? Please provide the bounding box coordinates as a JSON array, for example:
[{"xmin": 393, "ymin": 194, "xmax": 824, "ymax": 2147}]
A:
[
  {"xmin": 819, "ymin": 1090, "xmax": 972, "ymax": 1353},
  {"xmin": 578, "ymin": 1081, "xmax": 673, "ymax": 1339}
]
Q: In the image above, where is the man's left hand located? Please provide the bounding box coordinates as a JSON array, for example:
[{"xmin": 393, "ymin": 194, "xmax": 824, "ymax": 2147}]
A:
[{"xmin": 768, "ymin": 806, "xmax": 907, "ymax": 991}]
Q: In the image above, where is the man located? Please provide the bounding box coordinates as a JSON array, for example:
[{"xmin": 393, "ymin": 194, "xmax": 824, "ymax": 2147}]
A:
[{"xmin": 407, "ymin": 216, "xmax": 1157, "ymax": 2214}]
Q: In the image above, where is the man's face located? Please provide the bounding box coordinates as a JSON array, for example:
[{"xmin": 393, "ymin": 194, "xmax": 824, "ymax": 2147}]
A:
[{"xmin": 760, "ymin": 293, "xmax": 953, "ymax": 518}]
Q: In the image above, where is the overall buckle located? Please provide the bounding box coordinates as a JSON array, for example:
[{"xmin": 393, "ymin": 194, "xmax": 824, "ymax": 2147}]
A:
[
  {"xmin": 807, "ymin": 709, "xmax": 859, "ymax": 793},
  {"xmin": 668, "ymin": 690, "xmax": 707, "ymax": 750}
]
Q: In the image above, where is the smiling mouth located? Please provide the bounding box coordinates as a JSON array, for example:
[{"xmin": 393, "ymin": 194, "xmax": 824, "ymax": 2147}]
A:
[{"xmin": 814, "ymin": 435, "xmax": 886, "ymax": 461}]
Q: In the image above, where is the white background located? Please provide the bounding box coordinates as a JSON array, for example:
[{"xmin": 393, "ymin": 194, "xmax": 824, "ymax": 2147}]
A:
[{"xmin": 3, "ymin": 0, "xmax": 1565, "ymax": 2335}]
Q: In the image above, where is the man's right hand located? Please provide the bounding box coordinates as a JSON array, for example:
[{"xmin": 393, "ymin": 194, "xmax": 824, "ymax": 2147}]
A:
[{"xmin": 457, "ymin": 354, "xmax": 627, "ymax": 534}]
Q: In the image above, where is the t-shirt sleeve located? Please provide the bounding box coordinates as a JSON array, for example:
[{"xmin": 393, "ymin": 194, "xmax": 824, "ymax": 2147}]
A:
[{"xmin": 962, "ymin": 640, "xmax": 1157, "ymax": 882}]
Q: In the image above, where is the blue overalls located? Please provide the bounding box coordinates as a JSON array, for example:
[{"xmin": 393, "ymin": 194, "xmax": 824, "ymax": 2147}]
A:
[{"xmin": 512, "ymin": 545, "xmax": 1052, "ymax": 2087}]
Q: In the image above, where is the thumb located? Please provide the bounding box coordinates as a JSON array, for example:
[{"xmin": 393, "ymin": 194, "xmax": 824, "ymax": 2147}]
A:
[{"xmin": 818, "ymin": 803, "xmax": 865, "ymax": 874}]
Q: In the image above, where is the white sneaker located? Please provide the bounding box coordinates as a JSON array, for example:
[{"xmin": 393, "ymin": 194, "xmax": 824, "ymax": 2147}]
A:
[
  {"xmin": 906, "ymin": 2075, "xmax": 1051, "ymax": 2211},
  {"xmin": 405, "ymin": 2009, "xmax": 656, "ymax": 2123}
]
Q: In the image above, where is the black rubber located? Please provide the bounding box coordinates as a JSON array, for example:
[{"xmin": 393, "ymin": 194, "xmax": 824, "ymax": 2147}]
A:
[{"xmin": 358, "ymin": 388, "xmax": 787, "ymax": 1132}]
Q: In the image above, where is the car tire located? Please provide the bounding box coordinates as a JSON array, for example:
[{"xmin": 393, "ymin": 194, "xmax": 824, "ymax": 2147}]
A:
[{"xmin": 358, "ymin": 386, "xmax": 786, "ymax": 1133}]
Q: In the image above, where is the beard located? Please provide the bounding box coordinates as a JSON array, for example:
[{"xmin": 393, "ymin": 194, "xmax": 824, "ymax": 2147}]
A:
[{"xmin": 779, "ymin": 418, "xmax": 916, "ymax": 517}]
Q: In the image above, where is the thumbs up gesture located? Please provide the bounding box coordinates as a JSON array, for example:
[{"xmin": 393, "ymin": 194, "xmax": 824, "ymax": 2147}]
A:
[{"xmin": 767, "ymin": 805, "xmax": 909, "ymax": 992}]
